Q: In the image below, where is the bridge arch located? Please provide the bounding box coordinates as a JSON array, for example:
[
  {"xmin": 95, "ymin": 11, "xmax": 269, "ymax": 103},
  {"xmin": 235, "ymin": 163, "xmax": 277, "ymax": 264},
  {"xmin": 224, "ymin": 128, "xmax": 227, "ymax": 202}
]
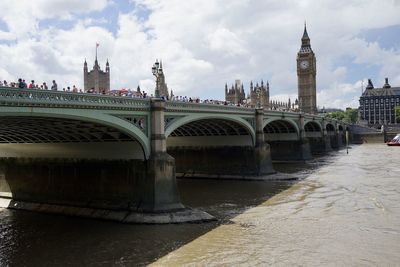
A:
[
  {"xmin": 304, "ymin": 121, "xmax": 322, "ymax": 132},
  {"xmin": 0, "ymin": 108, "xmax": 150, "ymax": 158},
  {"xmin": 262, "ymin": 118, "xmax": 300, "ymax": 141},
  {"xmin": 326, "ymin": 122, "xmax": 336, "ymax": 133},
  {"xmin": 165, "ymin": 114, "xmax": 256, "ymax": 145}
]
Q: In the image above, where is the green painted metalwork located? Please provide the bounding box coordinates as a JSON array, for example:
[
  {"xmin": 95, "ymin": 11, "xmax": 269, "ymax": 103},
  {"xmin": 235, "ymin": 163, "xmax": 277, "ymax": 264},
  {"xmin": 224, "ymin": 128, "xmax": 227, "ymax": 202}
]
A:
[
  {"xmin": 0, "ymin": 87, "xmax": 150, "ymax": 111},
  {"xmin": 165, "ymin": 114, "xmax": 256, "ymax": 145},
  {"xmin": 0, "ymin": 86, "xmax": 349, "ymax": 157}
]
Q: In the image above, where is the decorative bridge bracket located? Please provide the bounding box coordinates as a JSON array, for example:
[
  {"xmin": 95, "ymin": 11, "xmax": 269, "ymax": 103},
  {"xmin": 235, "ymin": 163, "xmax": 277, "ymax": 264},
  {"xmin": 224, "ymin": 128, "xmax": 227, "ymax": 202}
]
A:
[
  {"xmin": 164, "ymin": 115, "xmax": 186, "ymax": 131},
  {"xmin": 244, "ymin": 117, "xmax": 256, "ymax": 131},
  {"xmin": 114, "ymin": 115, "xmax": 148, "ymax": 135}
]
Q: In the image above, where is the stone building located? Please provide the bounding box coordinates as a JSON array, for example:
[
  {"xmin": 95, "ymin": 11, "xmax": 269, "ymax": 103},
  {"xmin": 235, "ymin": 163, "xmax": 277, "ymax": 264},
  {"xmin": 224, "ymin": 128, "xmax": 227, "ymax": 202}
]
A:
[
  {"xmin": 297, "ymin": 24, "xmax": 317, "ymax": 114},
  {"xmin": 84, "ymin": 55, "xmax": 110, "ymax": 93},
  {"xmin": 248, "ymin": 80, "xmax": 269, "ymax": 108},
  {"xmin": 359, "ymin": 78, "xmax": 400, "ymax": 125},
  {"xmin": 225, "ymin": 79, "xmax": 246, "ymax": 104},
  {"xmin": 224, "ymin": 79, "xmax": 270, "ymax": 108}
]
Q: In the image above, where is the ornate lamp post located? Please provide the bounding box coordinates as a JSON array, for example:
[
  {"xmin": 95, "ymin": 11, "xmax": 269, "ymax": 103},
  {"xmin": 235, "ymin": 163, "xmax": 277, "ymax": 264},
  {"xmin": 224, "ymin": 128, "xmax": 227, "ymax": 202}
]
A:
[{"xmin": 152, "ymin": 60, "xmax": 161, "ymax": 98}]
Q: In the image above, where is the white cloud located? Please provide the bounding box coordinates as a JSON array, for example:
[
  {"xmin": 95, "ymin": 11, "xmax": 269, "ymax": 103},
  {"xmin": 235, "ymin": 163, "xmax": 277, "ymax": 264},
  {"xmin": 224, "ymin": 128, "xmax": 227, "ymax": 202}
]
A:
[{"xmin": 0, "ymin": 0, "xmax": 400, "ymax": 110}]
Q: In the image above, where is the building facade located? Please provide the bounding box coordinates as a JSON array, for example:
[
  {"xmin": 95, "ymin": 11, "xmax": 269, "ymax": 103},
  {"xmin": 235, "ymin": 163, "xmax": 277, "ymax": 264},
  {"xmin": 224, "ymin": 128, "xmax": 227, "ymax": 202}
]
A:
[
  {"xmin": 248, "ymin": 80, "xmax": 269, "ymax": 108},
  {"xmin": 225, "ymin": 80, "xmax": 246, "ymax": 104},
  {"xmin": 224, "ymin": 79, "xmax": 270, "ymax": 108},
  {"xmin": 84, "ymin": 56, "xmax": 110, "ymax": 93},
  {"xmin": 297, "ymin": 24, "xmax": 317, "ymax": 114},
  {"xmin": 359, "ymin": 78, "xmax": 400, "ymax": 125}
]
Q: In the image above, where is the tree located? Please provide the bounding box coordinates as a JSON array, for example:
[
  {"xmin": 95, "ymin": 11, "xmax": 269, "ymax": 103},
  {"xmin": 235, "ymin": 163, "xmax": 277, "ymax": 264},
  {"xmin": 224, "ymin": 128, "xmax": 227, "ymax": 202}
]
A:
[
  {"xmin": 325, "ymin": 108, "xmax": 358, "ymax": 123},
  {"xmin": 396, "ymin": 106, "xmax": 400, "ymax": 123}
]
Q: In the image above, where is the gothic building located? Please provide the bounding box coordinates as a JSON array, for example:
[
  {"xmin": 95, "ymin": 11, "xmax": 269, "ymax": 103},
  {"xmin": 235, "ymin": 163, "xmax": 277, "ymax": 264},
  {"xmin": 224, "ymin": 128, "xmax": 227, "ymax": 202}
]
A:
[
  {"xmin": 359, "ymin": 78, "xmax": 400, "ymax": 125},
  {"xmin": 224, "ymin": 79, "xmax": 269, "ymax": 108},
  {"xmin": 248, "ymin": 80, "xmax": 269, "ymax": 108},
  {"xmin": 297, "ymin": 24, "xmax": 317, "ymax": 114},
  {"xmin": 84, "ymin": 54, "xmax": 110, "ymax": 93},
  {"xmin": 225, "ymin": 80, "xmax": 246, "ymax": 104}
]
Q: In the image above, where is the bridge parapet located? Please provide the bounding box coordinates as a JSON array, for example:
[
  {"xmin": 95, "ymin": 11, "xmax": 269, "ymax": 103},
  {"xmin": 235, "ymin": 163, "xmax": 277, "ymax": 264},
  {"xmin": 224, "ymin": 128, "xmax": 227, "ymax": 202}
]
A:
[
  {"xmin": 0, "ymin": 87, "xmax": 150, "ymax": 111},
  {"xmin": 165, "ymin": 101, "xmax": 254, "ymax": 114}
]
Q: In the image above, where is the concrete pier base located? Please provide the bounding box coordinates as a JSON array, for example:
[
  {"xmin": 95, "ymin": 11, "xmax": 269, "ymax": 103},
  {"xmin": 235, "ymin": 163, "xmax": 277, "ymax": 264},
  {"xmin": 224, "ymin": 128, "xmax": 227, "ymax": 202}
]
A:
[
  {"xmin": 138, "ymin": 152, "xmax": 184, "ymax": 212},
  {"xmin": 0, "ymin": 158, "xmax": 214, "ymax": 224},
  {"xmin": 268, "ymin": 139, "xmax": 313, "ymax": 161},
  {"xmin": 0, "ymin": 197, "xmax": 215, "ymax": 224},
  {"xmin": 330, "ymin": 135, "xmax": 339, "ymax": 149},
  {"xmin": 168, "ymin": 145, "xmax": 275, "ymax": 178},
  {"xmin": 308, "ymin": 136, "xmax": 332, "ymax": 154}
]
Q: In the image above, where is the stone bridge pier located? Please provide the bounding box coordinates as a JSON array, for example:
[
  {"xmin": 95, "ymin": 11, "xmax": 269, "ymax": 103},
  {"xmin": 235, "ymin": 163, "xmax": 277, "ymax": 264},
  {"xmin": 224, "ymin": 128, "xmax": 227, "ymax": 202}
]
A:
[
  {"xmin": 139, "ymin": 99, "xmax": 183, "ymax": 212},
  {"xmin": 166, "ymin": 108, "xmax": 274, "ymax": 179},
  {"xmin": 265, "ymin": 114, "xmax": 312, "ymax": 161}
]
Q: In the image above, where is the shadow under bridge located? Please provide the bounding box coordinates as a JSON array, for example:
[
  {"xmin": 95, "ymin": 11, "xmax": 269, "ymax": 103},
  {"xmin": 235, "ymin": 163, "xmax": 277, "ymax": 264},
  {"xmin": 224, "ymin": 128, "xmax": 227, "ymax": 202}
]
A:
[{"xmin": 165, "ymin": 117, "xmax": 260, "ymax": 178}]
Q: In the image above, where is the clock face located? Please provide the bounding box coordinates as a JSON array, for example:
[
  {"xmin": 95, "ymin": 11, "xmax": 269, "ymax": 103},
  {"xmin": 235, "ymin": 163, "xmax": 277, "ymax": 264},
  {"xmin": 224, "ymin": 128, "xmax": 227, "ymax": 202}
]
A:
[{"xmin": 300, "ymin": 60, "xmax": 309, "ymax": 69}]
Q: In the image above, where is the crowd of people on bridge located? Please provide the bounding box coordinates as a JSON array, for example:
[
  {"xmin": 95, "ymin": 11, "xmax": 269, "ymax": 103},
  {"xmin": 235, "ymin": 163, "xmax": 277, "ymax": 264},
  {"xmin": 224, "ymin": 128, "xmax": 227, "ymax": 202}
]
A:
[{"xmin": 0, "ymin": 78, "xmax": 292, "ymax": 111}]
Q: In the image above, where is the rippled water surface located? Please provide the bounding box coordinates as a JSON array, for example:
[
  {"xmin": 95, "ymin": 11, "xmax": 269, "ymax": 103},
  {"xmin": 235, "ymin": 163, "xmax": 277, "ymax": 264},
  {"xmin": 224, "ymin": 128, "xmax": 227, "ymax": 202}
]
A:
[{"xmin": 1, "ymin": 144, "xmax": 400, "ymax": 266}]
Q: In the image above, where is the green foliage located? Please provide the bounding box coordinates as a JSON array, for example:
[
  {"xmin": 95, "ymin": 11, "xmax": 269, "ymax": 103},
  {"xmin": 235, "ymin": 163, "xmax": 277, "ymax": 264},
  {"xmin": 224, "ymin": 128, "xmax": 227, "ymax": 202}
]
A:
[
  {"xmin": 325, "ymin": 108, "xmax": 358, "ymax": 123},
  {"xmin": 396, "ymin": 107, "xmax": 400, "ymax": 123}
]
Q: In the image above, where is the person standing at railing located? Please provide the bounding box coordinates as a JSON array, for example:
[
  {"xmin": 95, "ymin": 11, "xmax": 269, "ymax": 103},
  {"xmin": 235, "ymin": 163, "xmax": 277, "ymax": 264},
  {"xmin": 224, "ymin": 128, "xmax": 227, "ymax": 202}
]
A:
[
  {"xmin": 28, "ymin": 80, "xmax": 35, "ymax": 89},
  {"xmin": 18, "ymin": 78, "xmax": 25, "ymax": 88},
  {"xmin": 51, "ymin": 80, "xmax": 57, "ymax": 91}
]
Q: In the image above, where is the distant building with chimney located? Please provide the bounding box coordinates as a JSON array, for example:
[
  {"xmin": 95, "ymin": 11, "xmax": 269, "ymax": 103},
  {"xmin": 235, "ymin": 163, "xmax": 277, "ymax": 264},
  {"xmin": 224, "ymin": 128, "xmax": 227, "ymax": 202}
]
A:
[{"xmin": 359, "ymin": 78, "xmax": 400, "ymax": 125}]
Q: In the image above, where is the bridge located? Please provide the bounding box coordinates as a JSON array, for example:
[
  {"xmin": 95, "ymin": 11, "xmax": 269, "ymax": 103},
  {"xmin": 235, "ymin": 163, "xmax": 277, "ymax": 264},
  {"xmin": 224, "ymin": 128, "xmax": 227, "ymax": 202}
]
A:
[{"xmin": 0, "ymin": 87, "xmax": 348, "ymax": 223}]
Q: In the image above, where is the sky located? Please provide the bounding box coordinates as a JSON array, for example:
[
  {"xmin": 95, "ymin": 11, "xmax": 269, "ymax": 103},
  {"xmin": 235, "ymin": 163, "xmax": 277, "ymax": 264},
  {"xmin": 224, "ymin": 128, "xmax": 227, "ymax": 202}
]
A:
[{"xmin": 0, "ymin": 0, "xmax": 399, "ymax": 110}]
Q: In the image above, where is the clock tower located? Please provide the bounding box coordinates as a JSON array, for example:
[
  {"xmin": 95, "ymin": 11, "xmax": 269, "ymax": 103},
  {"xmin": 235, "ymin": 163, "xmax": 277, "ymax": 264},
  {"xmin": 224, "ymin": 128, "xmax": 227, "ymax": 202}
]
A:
[{"xmin": 297, "ymin": 23, "xmax": 317, "ymax": 114}]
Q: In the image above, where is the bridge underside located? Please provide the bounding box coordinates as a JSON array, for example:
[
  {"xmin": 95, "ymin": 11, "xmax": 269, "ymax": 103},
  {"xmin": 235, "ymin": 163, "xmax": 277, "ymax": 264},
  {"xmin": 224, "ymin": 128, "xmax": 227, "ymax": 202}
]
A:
[
  {"xmin": 0, "ymin": 116, "xmax": 135, "ymax": 143},
  {"xmin": 264, "ymin": 120, "xmax": 312, "ymax": 161},
  {"xmin": 0, "ymin": 116, "xmax": 165, "ymax": 219},
  {"xmin": 167, "ymin": 118, "xmax": 274, "ymax": 177},
  {"xmin": 0, "ymin": 116, "xmax": 144, "ymax": 159}
]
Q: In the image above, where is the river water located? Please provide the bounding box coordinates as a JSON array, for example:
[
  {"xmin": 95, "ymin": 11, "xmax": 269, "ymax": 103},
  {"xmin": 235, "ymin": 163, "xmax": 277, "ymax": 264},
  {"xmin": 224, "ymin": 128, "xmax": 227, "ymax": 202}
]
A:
[{"xmin": 1, "ymin": 143, "xmax": 399, "ymax": 266}]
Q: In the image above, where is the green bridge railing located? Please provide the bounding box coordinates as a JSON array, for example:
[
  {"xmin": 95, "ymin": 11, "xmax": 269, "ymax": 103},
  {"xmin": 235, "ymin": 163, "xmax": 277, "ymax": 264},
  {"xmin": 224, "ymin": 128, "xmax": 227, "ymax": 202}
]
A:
[{"xmin": 0, "ymin": 87, "xmax": 150, "ymax": 111}]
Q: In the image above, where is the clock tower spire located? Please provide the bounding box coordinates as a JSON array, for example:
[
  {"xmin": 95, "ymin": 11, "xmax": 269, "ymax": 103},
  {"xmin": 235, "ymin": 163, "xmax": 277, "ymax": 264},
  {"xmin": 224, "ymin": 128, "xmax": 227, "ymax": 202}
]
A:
[{"xmin": 297, "ymin": 23, "xmax": 317, "ymax": 114}]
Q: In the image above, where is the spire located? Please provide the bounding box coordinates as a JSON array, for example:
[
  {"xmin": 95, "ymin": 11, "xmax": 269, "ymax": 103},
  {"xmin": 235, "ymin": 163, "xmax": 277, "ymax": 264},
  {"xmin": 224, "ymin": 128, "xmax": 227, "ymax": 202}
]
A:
[
  {"xmin": 106, "ymin": 58, "xmax": 110, "ymax": 72},
  {"xmin": 300, "ymin": 22, "xmax": 311, "ymax": 50},
  {"xmin": 302, "ymin": 21, "xmax": 309, "ymax": 40}
]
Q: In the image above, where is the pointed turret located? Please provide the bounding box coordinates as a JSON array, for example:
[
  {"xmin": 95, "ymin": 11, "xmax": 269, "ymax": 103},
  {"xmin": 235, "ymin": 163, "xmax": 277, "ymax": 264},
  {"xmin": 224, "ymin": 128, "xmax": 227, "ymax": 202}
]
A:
[
  {"xmin": 300, "ymin": 22, "xmax": 312, "ymax": 52},
  {"xmin": 106, "ymin": 58, "xmax": 110, "ymax": 72},
  {"xmin": 84, "ymin": 58, "xmax": 88, "ymax": 72},
  {"xmin": 302, "ymin": 22, "xmax": 310, "ymax": 40}
]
